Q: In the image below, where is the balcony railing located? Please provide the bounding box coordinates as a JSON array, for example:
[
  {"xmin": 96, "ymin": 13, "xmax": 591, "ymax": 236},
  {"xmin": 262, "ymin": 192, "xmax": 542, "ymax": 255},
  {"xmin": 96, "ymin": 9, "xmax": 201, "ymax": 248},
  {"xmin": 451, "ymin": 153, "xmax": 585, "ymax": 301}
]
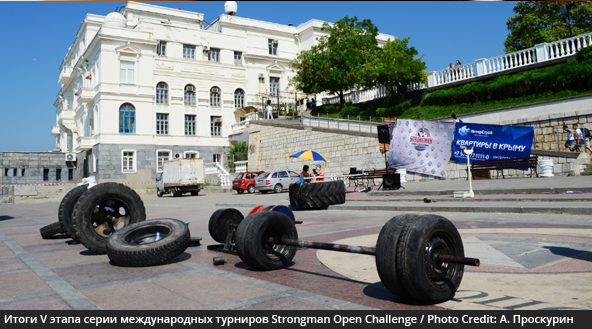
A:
[
  {"xmin": 57, "ymin": 109, "xmax": 75, "ymax": 126},
  {"xmin": 322, "ymin": 31, "xmax": 592, "ymax": 105},
  {"xmin": 76, "ymin": 87, "xmax": 95, "ymax": 103},
  {"xmin": 58, "ymin": 66, "xmax": 73, "ymax": 85},
  {"xmin": 76, "ymin": 136, "xmax": 95, "ymax": 151},
  {"xmin": 234, "ymin": 161, "xmax": 247, "ymax": 173}
]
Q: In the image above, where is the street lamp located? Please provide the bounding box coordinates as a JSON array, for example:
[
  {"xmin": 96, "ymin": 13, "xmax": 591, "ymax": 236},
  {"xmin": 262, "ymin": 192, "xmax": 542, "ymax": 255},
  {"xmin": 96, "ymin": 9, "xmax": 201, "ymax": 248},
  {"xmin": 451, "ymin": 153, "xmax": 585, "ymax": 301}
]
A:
[{"xmin": 556, "ymin": 1, "xmax": 575, "ymax": 38}]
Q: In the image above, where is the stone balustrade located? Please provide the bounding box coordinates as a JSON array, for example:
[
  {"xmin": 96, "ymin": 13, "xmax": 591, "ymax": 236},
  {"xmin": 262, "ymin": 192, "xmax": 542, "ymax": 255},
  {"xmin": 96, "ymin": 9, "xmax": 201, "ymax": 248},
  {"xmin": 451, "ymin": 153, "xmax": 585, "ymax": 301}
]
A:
[{"xmin": 322, "ymin": 32, "xmax": 592, "ymax": 105}]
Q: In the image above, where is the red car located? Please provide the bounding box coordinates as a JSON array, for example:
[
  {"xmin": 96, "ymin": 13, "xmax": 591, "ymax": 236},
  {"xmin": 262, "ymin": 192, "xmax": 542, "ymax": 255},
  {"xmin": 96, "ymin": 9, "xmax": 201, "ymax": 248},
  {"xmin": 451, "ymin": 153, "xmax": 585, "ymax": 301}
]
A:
[{"xmin": 232, "ymin": 171, "xmax": 264, "ymax": 194}]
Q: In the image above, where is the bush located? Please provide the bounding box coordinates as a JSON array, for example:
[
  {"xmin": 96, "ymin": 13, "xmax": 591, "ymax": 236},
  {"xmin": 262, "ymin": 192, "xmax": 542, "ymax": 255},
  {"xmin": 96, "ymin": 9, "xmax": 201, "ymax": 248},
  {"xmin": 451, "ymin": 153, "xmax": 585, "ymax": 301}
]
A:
[{"xmin": 341, "ymin": 106, "xmax": 360, "ymax": 116}]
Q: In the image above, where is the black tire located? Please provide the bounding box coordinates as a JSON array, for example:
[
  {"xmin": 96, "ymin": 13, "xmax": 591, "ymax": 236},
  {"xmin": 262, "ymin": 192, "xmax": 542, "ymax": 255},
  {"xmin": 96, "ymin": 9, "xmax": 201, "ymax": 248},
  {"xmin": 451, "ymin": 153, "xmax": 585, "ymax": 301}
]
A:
[
  {"xmin": 58, "ymin": 185, "xmax": 88, "ymax": 242},
  {"xmin": 208, "ymin": 208, "xmax": 244, "ymax": 243},
  {"xmin": 40, "ymin": 222, "xmax": 67, "ymax": 239},
  {"xmin": 157, "ymin": 190, "xmax": 164, "ymax": 197},
  {"xmin": 247, "ymin": 185, "xmax": 255, "ymax": 194},
  {"xmin": 235, "ymin": 212, "xmax": 298, "ymax": 270},
  {"xmin": 375, "ymin": 214, "xmax": 422, "ymax": 299},
  {"xmin": 191, "ymin": 191, "xmax": 199, "ymax": 196},
  {"xmin": 260, "ymin": 191, "xmax": 268, "ymax": 194},
  {"xmin": 73, "ymin": 183, "xmax": 147, "ymax": 254},
  {"xmin": 172, "ymin": 189, "xmax": 182, "ymax": 197},
  {"xmin": 289, "ymin": 181, "xmax": 345, "ymax": 210},
  {"xmin": 106, "ymin": 218, "xmax": 190, "ymax": 267},
  {"xmin": 237, "ymin": 189, "xmax": 245, "ymax": 194},
  {"xmin": 273, "ymin": 184, "xmax": 282, "ymax": 193},
  {"xmin": 396, "ymin": 214, "xmax": 465, "ymax": 303}
]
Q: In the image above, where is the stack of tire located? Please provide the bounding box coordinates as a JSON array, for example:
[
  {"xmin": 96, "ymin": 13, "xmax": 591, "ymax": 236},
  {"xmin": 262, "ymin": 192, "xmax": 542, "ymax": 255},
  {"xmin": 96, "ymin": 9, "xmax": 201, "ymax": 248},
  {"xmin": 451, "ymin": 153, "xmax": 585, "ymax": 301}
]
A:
[
  {"xmin": 288, "ymin": 180, "xmax": 346, "ymax": 210},
  {"xmin": 39, "ymin": 182, "xmax": 190, "ymax": 267}
]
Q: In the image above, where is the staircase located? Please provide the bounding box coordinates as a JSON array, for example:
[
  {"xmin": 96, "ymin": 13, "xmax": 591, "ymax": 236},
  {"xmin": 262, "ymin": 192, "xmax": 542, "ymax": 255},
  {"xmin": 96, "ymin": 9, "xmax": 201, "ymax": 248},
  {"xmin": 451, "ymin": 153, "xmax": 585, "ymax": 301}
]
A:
[
  {"xmin": 205, "ymin": 162, "xmax": 232, "ymax": 187},
  {"xmin": 581, "ymin": 162, "xmax": 592, "ymax": 176}
]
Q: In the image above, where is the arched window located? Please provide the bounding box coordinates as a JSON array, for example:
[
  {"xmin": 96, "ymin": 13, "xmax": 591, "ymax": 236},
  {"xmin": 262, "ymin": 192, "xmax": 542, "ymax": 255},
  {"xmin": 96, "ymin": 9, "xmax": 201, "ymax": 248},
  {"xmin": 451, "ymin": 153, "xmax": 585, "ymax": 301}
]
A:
[
  {"xmin": 119, "ymin": 103, "xmax": 136, "ymax": 134},
  {"xmin": 184, "ymin": 84, "xmax": 196, "ymax": 106},
  {"xmin": 210, "ymin": 86, "xmax": 221, "ymax": 107},
  {"xmin": 156, "ymin": 82, "xmax": 168, "ymax": 104},
  {"xmin": 234, "ymin": 88, "xmax": 244, "ymax": 109}
]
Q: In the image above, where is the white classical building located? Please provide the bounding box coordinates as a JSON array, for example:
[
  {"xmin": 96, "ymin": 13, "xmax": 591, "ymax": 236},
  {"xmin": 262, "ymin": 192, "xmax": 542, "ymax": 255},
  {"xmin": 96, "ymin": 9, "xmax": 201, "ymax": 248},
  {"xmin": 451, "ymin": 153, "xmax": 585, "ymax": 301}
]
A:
[{"xmin": 51, "ymin": 1, "xmax": 394, "ymax": 183}]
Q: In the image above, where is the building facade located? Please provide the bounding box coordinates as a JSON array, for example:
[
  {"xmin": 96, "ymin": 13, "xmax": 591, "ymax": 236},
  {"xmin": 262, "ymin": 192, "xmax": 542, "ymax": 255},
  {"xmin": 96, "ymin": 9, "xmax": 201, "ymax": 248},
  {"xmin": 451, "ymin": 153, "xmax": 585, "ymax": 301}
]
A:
[{"xmin": 52, "ymin": 1, "xmax": 395, "ymax": 184}]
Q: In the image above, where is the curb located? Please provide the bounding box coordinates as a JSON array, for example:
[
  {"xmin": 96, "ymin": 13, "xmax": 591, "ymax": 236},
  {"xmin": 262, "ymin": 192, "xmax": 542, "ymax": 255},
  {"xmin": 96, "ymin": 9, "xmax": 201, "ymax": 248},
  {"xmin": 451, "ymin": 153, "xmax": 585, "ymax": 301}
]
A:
[
  {"xmin": 347, "ymin": 198, "xmax": 592, "ymax": 203},
  {"xmin": 368, "ymin": 187, "xmax": 592, "ymax": 196},
  {"xmin": 328, "ymin": 204, "xmax": 590, "ymax": 215}
]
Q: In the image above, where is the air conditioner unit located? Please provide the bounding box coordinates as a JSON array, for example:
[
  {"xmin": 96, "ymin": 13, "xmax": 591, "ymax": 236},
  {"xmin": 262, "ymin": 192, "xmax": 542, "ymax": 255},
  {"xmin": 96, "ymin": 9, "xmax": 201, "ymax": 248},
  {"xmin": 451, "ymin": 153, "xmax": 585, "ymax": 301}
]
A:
[
  {"xmin": 203, "ymin": 45, "xmax": 210, "ymax": 51},
  {"xmin": 186, "ymin": 85, "xmax": 194, "ymax": 92},
  {"xmin": 211, "ymin": 87, "xmax": 219, "ymax": 93},
  {"xmin": 272, "ymin": 40, "xmax": 278, "ymax": 44},
  {"xmin": 214, "ymin": 118, "xmax": 222, "ymax": 123},
  {"xmin": 65, "ymin": 152, "xmax": 76, "ymax": 162},
  {"xmin": 258, "ymin": 73, "xmax": 265, "ymax": 78}
]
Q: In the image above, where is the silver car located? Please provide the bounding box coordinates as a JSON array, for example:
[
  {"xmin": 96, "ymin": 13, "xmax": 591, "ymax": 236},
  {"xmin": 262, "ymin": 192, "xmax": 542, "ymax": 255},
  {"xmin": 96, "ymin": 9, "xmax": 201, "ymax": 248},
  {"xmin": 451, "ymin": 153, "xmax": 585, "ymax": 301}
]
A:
[{"xmin": 255, "ymin": 170, "xmax": 300, "ymax": 193}]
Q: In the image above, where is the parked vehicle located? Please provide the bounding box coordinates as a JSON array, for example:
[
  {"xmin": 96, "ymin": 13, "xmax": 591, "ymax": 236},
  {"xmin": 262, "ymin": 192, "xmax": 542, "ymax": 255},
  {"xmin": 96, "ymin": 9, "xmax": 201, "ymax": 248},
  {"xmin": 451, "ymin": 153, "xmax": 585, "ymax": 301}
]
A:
[
  {"xmin": 156, "ymin": 158, "xmax": 205, "ymax": 197},
  {"xmin": 255, "ymin": 170, "xmax": 300, "ymax": 193},
  {"xmin": 232, "ymin": 171, "xmax": 264, "ymax": 194}
]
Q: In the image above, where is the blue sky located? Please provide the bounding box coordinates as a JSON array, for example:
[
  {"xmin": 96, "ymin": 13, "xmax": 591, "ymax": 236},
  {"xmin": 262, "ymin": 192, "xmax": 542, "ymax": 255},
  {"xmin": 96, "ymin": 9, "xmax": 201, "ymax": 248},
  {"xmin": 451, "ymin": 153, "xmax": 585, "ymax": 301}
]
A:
[{"xmin": 0, "ymin": 1, "xmax": 517, "ymax": 152}]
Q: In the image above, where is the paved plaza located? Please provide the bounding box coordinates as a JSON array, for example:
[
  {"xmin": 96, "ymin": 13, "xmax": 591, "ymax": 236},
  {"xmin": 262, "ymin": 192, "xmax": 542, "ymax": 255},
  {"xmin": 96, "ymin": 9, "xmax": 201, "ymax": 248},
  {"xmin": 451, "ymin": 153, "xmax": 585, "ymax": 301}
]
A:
[{"xmin": 1, "ymin": 175, "xmax": 591, "ymax": 310}]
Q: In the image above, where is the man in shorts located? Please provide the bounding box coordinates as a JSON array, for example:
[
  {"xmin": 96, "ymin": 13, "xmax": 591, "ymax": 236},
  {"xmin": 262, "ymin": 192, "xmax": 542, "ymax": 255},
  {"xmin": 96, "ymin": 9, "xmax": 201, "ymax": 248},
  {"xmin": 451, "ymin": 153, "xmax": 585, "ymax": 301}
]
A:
[{"xmin": 573, "ymin": 123, "xmax": 592, "ymax": 153}]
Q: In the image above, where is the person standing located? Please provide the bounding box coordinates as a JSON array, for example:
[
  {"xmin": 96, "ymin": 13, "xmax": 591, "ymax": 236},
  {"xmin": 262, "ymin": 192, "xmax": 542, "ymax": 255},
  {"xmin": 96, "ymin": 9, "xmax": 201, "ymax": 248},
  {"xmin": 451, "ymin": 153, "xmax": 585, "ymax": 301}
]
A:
[
  {"xmin": 451, "ymin": 113, "xmax": 463, "ymax": 124},
  {"xmin": 454, "ymin": 60, "xmax": 464, "ymax": 79},
  {"xmin": 563, "ymin": 125, "xmax": 576, "ymax": 152},
  {"xmin": 266, "ymin": 100, "xmax": 273, "ymax": 119}
]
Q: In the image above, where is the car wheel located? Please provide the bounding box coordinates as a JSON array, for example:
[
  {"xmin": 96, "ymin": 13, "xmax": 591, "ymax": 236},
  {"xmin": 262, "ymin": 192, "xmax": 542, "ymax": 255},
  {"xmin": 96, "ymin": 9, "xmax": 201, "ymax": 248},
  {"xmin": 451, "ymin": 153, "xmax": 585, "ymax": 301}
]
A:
[
  {"xmin": 274, "ymin": 184, "xmax": 282, "ymax": 193},
  {"xmin": 260, "ymin": 191, "xmax": 268, "ymax": 194},
  {"xmin": 247, "ymin": 185, "xmax": 255, "ymax": 194}
]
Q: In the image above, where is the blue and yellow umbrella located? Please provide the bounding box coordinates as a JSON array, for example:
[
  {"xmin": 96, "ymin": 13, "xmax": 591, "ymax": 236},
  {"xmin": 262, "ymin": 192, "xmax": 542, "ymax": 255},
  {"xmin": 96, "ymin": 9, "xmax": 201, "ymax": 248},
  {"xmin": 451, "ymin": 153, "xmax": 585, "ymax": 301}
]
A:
[{"xmin": 289, "ymin": 150, "xmax": 329, "ymax": 162}]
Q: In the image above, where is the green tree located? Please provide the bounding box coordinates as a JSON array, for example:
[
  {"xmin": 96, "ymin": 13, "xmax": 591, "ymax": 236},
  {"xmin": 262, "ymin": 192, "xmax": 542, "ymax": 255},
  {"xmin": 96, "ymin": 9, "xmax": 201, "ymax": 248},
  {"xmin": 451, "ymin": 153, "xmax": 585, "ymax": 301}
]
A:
[
  {"xmin": 290, "ymin": 16, "xmax": 378, "ymax": 105},
  {"xmin": 226, "ymin": 142, "xmax": 248, "ymax": 172},
  {"xmin": 367, "ymin": 37, "xmax": 427, "ymax": 102},
  {"xmin": 504, "ymin": 1, "xmax": 592, "ymax": 53}
]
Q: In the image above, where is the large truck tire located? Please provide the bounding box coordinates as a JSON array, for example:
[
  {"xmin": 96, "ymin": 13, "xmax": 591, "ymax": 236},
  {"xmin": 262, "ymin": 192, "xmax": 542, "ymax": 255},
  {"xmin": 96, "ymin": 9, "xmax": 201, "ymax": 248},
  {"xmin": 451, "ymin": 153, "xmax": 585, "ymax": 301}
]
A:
[
  {"xmin": 40, "ymin": 222, "xmax": 67, "ymax": 239},
  {"xmin": 289, "ymin": 180, "xmax": 345, "ymax": 210},
  {"xmin": 58, "ymin": 185, "xmax": 88, "ymax": 242},
  {"xmin": 73, "ymin": 182, "xmax": 147, "ymax": 254},
  {"xmin": 106, "ymin": 218, "xmax": 190, "ymax": 267}
]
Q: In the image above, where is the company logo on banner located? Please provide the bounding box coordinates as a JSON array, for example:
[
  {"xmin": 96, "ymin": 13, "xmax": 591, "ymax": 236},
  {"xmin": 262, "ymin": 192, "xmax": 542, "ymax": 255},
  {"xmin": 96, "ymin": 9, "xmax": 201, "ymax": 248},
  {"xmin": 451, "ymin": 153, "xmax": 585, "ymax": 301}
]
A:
[
  {"xmin": 451, "ymin": 123, "xmax": 534, "ymax": 163},
  {"xmin": 388, "ymin": 119, "xmax": 455, "ymax": 178}
]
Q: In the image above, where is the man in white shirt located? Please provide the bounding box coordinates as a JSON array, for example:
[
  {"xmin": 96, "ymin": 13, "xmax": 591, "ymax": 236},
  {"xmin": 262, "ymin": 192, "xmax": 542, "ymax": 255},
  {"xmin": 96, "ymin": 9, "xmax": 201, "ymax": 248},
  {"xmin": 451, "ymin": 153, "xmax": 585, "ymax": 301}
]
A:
[
  {"xmin": 266, "ymin": 102, "xmax": 273, "ymax": 119},
  {"xmin": 573, "ymin": 123, "xmax": 592, "ymax": 153}
]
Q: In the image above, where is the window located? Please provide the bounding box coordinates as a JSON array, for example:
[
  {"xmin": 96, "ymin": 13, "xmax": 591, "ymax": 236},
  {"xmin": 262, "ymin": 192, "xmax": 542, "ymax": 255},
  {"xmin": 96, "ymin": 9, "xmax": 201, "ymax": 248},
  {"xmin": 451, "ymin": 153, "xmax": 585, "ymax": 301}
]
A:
[
  {"xmin": 211, "ymin": 116, "xmax": 222, "ymax": 136},
  {"xmin": 184, "ymin": 151, "xmax": 198, "ymax": 158},
  {"xmin": 210, "ymin": 86, "xmax": 221, "ymax": 107},
  {"xmin": 157, "ymin": 41, "xmax": 167, "ymax": 56},
  {"xmin": 185, "ymin": 115, "xmax": 196, "ymax": 135},
  {"xmin": 21, "ymin": 168, "xmax": 25, "ymax": 176},
  {"xmin": 183, "ymin": 44, "xmax": 195, "ymax": 59},
  {"xmin": 184, "ymin": 85, "xmax": 196, "ymax": 106},
  {"xmin": 156, "ymin": 113, "xmax": 169, "ymax": 135},
  {"xmin": 208, "ymin": 48, "xmax": 220, "ymax": 62},
  {"xmin": 213, "ymin": 154, "xmax": 221, "ymax": 163},
  {"xmin": 270, "ymin": 77, "xmax": 280, "ymax": 96},
  {"xmin": 234, "ymin": 51, "xmax": 242, "ymax": 65},
  {"xmin": 157, "ymin": 150, "xmax": 171, "ymax": 172},
  {"xmin": 156, "ymin": 82, "xmax": 168, "ymax": 105},
  {"xmin": 68, "ymin": 168, "xmax": 73, "ymax": 181},
  {"xmin": 122, "ymin": 150, "xmax": 136, "ymax": 173},
  {"xmin": 268, "ymin": 39, "xmax": 278, "ymax": 55},
  {"xmin": 5, "ymin": 168, "xmax": 8, "ymax": 176},
  {"xmin": 56, "ymin": 168, "xmax": 62, "ymax": 181},
  {"xmin": 119, "ymin": 103, "xmax": 135, "ymax": 133},
  {"xmin": 120, "ymin": 61, "xmax": 134, "ymax": 84},
  {"xmin": 234, "ymin": 89, "xmax": 244, "ymax": 109},
  {"xmin": 13, "ymin": 168, "xmax": 17, "ymax": 177},
  {"xmin": 43, "ymin": 169, "xmax": 49, "ymax": 181}
]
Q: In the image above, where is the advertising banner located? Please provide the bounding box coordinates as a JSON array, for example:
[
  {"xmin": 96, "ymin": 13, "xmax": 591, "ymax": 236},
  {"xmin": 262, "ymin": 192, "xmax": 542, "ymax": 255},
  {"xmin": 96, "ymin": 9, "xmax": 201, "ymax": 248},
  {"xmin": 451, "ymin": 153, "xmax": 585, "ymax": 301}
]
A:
[
  {"xmin": 451, "ymin": 123, "xmax": 534, "ymax": 163},
  {"xmin": 387, "ymin": 119, "xmax": 455, "ymax": 178}
]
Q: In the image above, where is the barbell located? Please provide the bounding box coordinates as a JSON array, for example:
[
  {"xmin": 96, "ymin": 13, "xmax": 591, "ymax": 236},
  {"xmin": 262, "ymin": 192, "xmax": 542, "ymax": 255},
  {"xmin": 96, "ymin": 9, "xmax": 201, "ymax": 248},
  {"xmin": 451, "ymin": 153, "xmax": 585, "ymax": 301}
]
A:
[{"xmin": 209, "ymin": 208, "xmax": 479, "ymax": 304}]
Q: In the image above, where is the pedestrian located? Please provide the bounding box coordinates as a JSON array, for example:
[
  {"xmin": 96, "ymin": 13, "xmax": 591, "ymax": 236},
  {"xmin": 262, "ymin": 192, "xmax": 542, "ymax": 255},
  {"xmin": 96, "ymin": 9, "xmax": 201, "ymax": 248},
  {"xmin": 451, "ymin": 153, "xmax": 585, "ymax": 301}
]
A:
[
  {"xmin": 454, "ymin": 60, "xmax": 464, "ymax": 79},
  {"xmin": 311, "ymin": 98, "xmax": 316, "ymax": 110},
  {"xmin": 451, "ymin": 113, "xmax": 463, "ymax": 124},
  {"xmin": 563, "ymin": 125, "xmax": 576, "ymax": 152},
  {"xmin": 314, "ymin": 164, "xmax": 325, "ymax": 182},
  {"xmin": 445, "ymin": 63, "xmax": 454, "ymax": 75},
  {"xmin": 266, "ymin": 100, "xmax": 273, "ymax": 119},
  {"xmin": 573, "ymin": 123, "xmax": 592, "ymax": 153},
  {"xmin": 306, "ymin": 99, "xmax": 311, "ymax": 110},
  {"xmin": 300, "ymin": 165, "xmax": 311, "ymax": 182}
]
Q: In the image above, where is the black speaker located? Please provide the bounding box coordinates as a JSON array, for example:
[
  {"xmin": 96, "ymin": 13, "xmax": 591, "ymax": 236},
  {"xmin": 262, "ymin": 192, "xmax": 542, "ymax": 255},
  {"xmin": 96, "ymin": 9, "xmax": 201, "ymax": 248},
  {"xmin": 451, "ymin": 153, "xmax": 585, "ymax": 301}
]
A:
[
  {"xmin": 382, "ymin": 173, "xmax": 401, "ymax": 190},
  {"xmin": 377, "ymin": 125, "xmax": 390, "ymax": 144},
  {"xmin": 349, "ymin": 167, "xmax": 357, "ymax": 175}
]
